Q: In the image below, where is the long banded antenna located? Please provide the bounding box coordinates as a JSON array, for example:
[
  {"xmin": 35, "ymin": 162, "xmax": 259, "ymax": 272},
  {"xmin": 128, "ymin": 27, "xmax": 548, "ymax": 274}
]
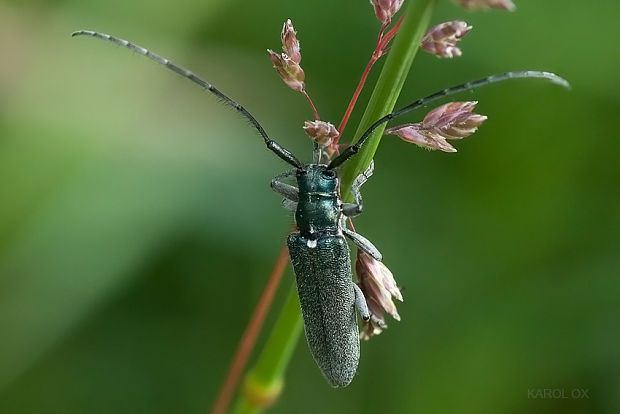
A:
[
  {"xmin": 328, "ymin": 71, "xmax": 569, "ymax": 169},
  {"xmin": 72, "ymin": 30, "xmax": 303, "ymax": 169}
]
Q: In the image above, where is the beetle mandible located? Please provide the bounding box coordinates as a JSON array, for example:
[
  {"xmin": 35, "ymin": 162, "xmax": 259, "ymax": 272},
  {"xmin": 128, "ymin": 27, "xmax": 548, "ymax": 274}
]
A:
[{"xmin": 72, "ymin": 30, "xmax": 569, "ymax": 387}]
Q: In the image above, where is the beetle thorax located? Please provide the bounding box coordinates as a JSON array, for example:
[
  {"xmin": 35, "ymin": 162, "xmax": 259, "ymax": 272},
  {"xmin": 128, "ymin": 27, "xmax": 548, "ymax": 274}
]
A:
[{"xmin": 295, "ymin": 164, "xmax": 341, "ymax": 239}]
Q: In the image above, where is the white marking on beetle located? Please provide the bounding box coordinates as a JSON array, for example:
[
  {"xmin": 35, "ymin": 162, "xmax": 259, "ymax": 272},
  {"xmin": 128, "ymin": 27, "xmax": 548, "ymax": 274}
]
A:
[{"xmin": 307, "ymin": 239, "xmax": 317, "ymax": 248}]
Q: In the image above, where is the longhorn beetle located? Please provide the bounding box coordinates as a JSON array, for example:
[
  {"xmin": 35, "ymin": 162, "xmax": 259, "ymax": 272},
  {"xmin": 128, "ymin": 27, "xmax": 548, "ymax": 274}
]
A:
[{"xmin": 72, "ymin": 30, "xmax": 569, "ymax": 387}]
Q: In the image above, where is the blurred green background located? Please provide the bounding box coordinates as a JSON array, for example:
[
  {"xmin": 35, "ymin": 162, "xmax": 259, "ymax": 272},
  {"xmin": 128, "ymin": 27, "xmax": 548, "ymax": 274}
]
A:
[{"xmin": 0, "ymin": 0, "xmax": 618, "ymax": 413}]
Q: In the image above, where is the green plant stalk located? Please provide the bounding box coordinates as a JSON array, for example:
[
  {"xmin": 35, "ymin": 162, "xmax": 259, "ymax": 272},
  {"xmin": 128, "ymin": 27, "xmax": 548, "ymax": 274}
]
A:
[
  {"xmin": 232, "ymin": 284, "xmax": 302, "ymax": 414},
  {"xmin": 233, "ymin": 1, "xmax": 436, "ymax": 412},
  {"xmin": 341, "ymin": 0, "xmax": 437, "ymax": 200}
]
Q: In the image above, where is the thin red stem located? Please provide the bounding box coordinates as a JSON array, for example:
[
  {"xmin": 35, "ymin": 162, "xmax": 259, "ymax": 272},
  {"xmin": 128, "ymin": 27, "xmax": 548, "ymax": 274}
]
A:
[
  {"xmin": 334, "ymin": 15, "xmax": 404, "ymax": 146},
  {"xmin": 302, "ymin": 89, "xmax": 320, "ymax": 120},
  {"xmin": 376, "ymin": 22, "xmax": 389, "ymax": 46},
  {"xmin": 210, "ymin": 245, "xmax": 290, "ymax": 414},
  {"xmin": 382, "ymin": 15, "xmax": 405, "ymax": 48},
  {"xmin": 348, "ymin": 217, "xmax": 356, "ymax": 232},
  {"xmin": 336, "ymin": 54, "xmax": 379, "ymax": 139}
]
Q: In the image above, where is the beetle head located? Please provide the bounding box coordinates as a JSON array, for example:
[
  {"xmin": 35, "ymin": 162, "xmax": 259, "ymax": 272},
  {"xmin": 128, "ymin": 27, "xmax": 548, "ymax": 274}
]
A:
[{"xmin": 296, "ymin": 164, "xmax": 338, "ymax": 193}]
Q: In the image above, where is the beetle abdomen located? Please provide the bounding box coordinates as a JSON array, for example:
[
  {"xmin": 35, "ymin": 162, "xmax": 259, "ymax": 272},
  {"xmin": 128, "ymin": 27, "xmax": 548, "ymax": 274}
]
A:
[{"xmin": 287, "ymin": 233, "xmax": 359, "ymax": 387}]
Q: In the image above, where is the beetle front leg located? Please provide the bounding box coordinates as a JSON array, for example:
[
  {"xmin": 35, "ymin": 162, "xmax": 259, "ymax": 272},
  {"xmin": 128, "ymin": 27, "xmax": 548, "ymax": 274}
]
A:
[
  {"xmin": 353, "ymin": 282, "xmax": 370, "ymax": 321},
  {"xmin": 343, "ymin": 227, "xmax": 382, "ymax": 262},
  {"xmin": 282, "ymin": 198, "xmax": 297, "ymax": 211},
  {"xmin": 342, "ymin": 161, "xmax": 374, "ymax": 217},
  {"xmin": 271, "ymin": 168, "xmax": 299, "ymax": 201},
  {"xmin": 341, "ymin": 202, "xmax": 362, "ymax": 217}
]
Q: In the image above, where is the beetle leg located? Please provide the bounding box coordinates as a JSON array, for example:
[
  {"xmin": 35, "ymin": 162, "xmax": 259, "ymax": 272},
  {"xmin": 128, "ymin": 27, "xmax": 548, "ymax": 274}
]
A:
[
  {"xmin": 356, "ymin": 160, "xmax": 375, "ymax": 188},
  {"xmin": 350, "ymin": 160, "xmax": 374, "ymax": 205},
  {"xmin": 342, "ymin": 202, "xmax": 361, "ymax": 217},
  {"xmin": 353, "ymin": 282, "xmax": 371, "ymax": 321},
  {"xmin": 342, "ymin": 160, "xmax": 374, "ymax": 217},
  {"xmin": 282, "ymin": 198, "xmax": 298, "ymax": 211},
  {"xmin": 271, "ymin": 169, "xmax": 299, "ymax": 201},
  {"xmin": 343, "ymin": 228, "xmax": 383, "ymax": 261}
]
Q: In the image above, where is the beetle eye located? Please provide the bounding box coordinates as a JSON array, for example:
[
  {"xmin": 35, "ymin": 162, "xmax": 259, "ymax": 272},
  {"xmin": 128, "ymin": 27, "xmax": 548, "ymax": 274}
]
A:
[{"xmin": 322, "ymin": 170, "xmax": 336, "ymax": 179}]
